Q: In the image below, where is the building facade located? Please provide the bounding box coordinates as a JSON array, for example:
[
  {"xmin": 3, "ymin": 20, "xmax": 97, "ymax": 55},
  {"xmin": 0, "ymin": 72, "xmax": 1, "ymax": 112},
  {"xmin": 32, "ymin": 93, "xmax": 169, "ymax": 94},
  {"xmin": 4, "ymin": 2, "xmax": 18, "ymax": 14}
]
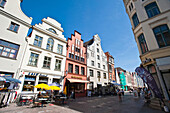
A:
[
  {"xmin": 64, "ymin": 31, "xmax": 88, "ymax": 97},
  {"xmin": 84, "ymin": 34, "xmax": 108, "ymax": 95},
  {"xmin": 0, "ymin": 0, "xmax": 32, "ymax": 79},
  {"xmin": 105, "ymin": 52, "xmax": 116, "ymax": 82},
  {"xmin": 18, "ymin": 17, "xmax": 67, "ymax": 94},
  {"xmin": 123, "ymin": 0, "xmax": 170, "ymax": 100}
]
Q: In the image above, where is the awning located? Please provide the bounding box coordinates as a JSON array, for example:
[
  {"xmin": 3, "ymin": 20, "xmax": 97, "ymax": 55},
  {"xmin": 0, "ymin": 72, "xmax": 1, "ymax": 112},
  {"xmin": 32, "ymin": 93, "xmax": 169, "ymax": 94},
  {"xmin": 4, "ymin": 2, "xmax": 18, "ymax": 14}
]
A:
[
  {"xmin": 5, "ymin": 77, "xmax": 21, "ymax": 83},
  {"xmin": 67, "ymin": 78, "xmax": 89, "ymax": 83}
]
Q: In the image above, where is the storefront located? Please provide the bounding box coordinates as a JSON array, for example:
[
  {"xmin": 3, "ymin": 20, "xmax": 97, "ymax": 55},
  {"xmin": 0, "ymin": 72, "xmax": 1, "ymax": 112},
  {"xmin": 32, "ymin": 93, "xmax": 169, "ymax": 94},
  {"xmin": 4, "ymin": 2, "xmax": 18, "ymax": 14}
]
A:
[
  {"xmin": 20, "ymin": 72, "xmax": 62, "ymax": 93},
  {"xmin": 65, "ymin": 78, "xmax": 89, "ymax": 97}
]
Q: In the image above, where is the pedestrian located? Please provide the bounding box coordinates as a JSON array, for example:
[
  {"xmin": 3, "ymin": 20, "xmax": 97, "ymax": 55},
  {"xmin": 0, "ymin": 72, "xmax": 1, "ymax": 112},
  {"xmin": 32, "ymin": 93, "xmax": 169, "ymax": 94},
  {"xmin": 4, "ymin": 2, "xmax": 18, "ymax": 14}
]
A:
[
  {"xmin": 121, "ymin": 89, "xmax": 124, "ymax": 96},
  {"xmin": 117, "ymin": 89, "xmax": 122, "ymax": 101},
  {"xmin": 137, "ymin": 88, "xmax": 141, "ymax": 97}
]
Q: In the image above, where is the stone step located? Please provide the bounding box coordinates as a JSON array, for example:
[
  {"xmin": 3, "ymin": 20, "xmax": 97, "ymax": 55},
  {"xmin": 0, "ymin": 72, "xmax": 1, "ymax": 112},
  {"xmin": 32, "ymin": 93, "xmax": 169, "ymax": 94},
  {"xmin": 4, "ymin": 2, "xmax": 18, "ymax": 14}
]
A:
[
  {"xmin": 149, "ymin": 104, "xmax": 162, "ymax": 110},
  {"xmin": 149, "ymin": 98, "xmax": 163, "ymax": 111}
]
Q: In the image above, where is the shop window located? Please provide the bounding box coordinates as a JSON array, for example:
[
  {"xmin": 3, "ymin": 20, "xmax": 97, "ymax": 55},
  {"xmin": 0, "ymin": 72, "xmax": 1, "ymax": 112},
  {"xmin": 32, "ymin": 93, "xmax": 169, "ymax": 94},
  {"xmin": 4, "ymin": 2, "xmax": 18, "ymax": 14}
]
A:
[
  {"xmin": 70, "ymin": 83, "xmax": 85, "ymax": 93},
  {"xmin": 23, "ymin": 75, "xmax": 36, "ymax": 91},
  {"xmin": 153, "ymin": 24, "xmax": 170, "ymax": 48},
  {"xmin": 33, "ymin": 35, "xmax": 43, "ymax": 47},
  {"xmin": 145, "ymin": 2, "xmax": 160, "ymax": 18},
  {"xmin": 81, "ymin": 67, "xmax": 85, "ymax": 75},
  {"xmin": 89, "ymin": 69, "xmax": 93, "ymax": 77},
  {"xmin": 8, "ymin": 22, "xmax": 19, "ymax": 33},
  {"xmin": 57, "ymin": 44, "xmax": 63, "ymax": 54},
  {"xmin": 98, "ymin": 63, "xmax": 100, "ymax": 68},
  {"xmin": 46, "ymin": 38, "xmax": 54, "ymax": 51},
  {"xmin": 43, "ymin": 56, "xmax": 51, "ymax": 69},
  {"xmin": 103, "ymin": 73, "xmax": 106, "ymax": 79},
  {"xmin": 68, "ymin": 63, "xmax": 73, "ymax": 73},
  {"xmin": 28, "ymin": 52, "xmax": 39, "ymax": 66},
  {"xmin": 138, "ymin": 34, "xmax": 148, "ymax": 54},
  {"xmin": 132, "ymin": 13, "xmax": 139, "ymax": 28},
  {"xmin": 75, "ymin": 65, "xmax": 79, "ymax": 74},
  {"xmin": 55, "ymin": 59, "xmax": 61, "ymax": 71},
  {"xmin": 0, "ymin": 39, "xmax": 19, "ymax": 59},
  {"xmin": 38, "ymin": 77, "xmax": 48, "ymax": 91},
  {"xmin": 0, "ymin": 0, "xmax": 6, "ymax": 7}
]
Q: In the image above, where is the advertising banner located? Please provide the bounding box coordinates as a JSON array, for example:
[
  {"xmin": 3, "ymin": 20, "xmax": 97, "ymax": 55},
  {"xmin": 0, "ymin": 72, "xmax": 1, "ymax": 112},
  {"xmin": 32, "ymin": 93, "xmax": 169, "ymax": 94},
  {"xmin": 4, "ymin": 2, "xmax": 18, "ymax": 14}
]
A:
[{"xmin": 135, "ymin": 67, "xmax": 162, "ymax": 99}]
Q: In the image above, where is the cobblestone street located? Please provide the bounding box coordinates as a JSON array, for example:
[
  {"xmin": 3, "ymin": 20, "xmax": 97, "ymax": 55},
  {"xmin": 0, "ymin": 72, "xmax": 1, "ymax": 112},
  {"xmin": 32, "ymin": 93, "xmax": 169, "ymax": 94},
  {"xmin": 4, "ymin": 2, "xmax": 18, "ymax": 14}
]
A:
[{"xmin": 0, "ymin": 92, "xmax": 164, "ymax": 113}]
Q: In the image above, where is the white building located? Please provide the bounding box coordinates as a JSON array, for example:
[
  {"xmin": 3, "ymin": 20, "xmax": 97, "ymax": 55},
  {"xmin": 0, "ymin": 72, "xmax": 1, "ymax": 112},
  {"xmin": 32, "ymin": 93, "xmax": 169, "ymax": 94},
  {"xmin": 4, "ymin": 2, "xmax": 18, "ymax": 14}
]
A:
[
  {"xmin": 18, "ymin": 17, "xmax": 67, "ymax": 94},
  {"xmin": 0, "ymin": 0, "xmax": 32, "ymax": 79},
  {"xmin": 84, "ymin": 34, "xmax": 108, "ymax": 95}
]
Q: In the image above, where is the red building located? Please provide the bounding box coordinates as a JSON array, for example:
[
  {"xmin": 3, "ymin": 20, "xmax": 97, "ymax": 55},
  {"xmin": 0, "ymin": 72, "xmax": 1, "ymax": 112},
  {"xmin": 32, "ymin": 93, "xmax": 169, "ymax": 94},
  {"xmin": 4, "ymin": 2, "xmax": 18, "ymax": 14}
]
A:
[
  {"xmin": 64, "ymin": 31, "xmax": 88, "ymax": 97},
  {"xmin": 105, "ymin": 52, "xmax": 115, "ymax": 82}
]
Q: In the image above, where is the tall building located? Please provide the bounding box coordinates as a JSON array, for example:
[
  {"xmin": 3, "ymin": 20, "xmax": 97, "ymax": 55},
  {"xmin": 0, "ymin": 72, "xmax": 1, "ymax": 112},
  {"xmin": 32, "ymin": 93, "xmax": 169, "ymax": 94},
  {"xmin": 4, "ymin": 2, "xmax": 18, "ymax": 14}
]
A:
[
  {"xmin": 18, "ymin": 17, "xmax": 67, "ymax": 94},
  {"xmin": 123, "ymin": 0, "xmax": 170, "ymax": 100},
  {"xmin": 105, "ymin": 52, "xmax": 115, "ymax": 82},
  {"xmin": 64, "ymin": 30, "xmax": 88, "ymax": 97},
  {"xmin": 0, "ymin": 0, "xmax": 32, "ymax": 79},
  {"xmin": 84, "ymin": 34, "xmax": 108, "ymax": 95}
]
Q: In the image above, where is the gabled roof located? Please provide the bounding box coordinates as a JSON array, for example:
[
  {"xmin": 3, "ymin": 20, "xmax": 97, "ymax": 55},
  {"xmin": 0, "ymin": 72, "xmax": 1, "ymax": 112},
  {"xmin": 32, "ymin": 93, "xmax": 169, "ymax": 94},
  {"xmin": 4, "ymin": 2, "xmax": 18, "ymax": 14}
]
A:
[{"xmin": 83, "ymin": 38, "xmax": 94, "ymax": 47}]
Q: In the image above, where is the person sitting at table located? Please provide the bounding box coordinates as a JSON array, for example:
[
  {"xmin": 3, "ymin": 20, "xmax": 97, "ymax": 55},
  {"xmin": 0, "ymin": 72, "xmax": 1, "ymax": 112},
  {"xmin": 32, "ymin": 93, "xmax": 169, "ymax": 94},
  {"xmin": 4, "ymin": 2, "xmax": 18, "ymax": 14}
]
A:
[{"xmin": 37, "ymin": 91, "xmax": 45, "ymax": 108}]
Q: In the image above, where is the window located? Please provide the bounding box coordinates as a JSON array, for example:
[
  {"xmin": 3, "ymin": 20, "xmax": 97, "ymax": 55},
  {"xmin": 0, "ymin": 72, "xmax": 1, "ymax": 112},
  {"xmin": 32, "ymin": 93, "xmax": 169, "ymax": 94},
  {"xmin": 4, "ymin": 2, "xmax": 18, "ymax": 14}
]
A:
[
  {"xmin": 103, "ymin": 65, "xmax": 105, "ymax": 69},
  {"xmin": 69, "ymin": 53, "xmax": 74, "ymax": 59},
  {"xmin": 110, "ymin": 74, "xmax": 112, "ymax": 80},
  {"xmin": 28, "ymin": 53, "xmax": 39, "ymax": 66},
  {"xmin": 91, "ymin": 60, "xmax": 94, "ymax": 66},
  {"xmin": 97, "ymin": 55, "xmax": 100, "ymax": 60},
  {"xmin": 0, "ymin": 0, "xmax": 6, "ymax": 7},
  {"xmin": 0, "ymin": 39, "xmax": 19, "ymax": 59},
  {"xmin": 33, "ymin": 35, "xmax": 43, "ymax": 47},
  {"xmin": 98, "ymin": 63, "xmax": 100, "ymax": 68},
  {"xmin": 55, "ymin": 59, "xmax": 61, "ymax": 71},
  {"xmin": 81, "ymin": 67, "xmax": 85, "ymax": 75},
  {"xmin": 89, "ymin": 69, "xmax": 93, "ymax": 77},
  {"xmin": 75, "ymin": 65, "xmax": 79, "ymax": 74},
  {"xmin": 103, "ymin": 73, "xmax": 106, "ymax": 79},
  {"xmin": 91, "ymin": 52, "xmax": 94, "ymax": 57},
  {"xmin": 81, "ymin": 57, "xmax": 84, "ymax": 62},
  {"xmin": 109, "ymin": 65, "xmax": 112, "ymax": 72},
  {"xmin": 9, "ymin": 22, "xmax": 19, "ymax": 33},
  {"xmin": 145, "ymin": 2, "xmax": 160, "ymax": 18},
  {"xmin": 138, "ymin": 34, "xmax": 148, "ymax": 54},
  {"xmin": 46, "ymin": 38, "xmax": 54, "ymax": 51},
  {"xmin": 97, "ymin": 71, "xmax": 100, "ymax": 78},
  {"xmin": 43, "ymin": 56, "xmax": 51, "ymax": 68},
  {"xmin": 132, "ymin": 13, "xmax": 139, "ymax": 28},
  {"xmin": 68, "ymin": 63, "xmax": 73, "ymax": 73},
  {"xmin": 75, "ymin": 55, "xmax": 79, "ymax": 60},
  {"xmin": 131, "ymin": 3, "xmax": 133, "ymax": 9},
  {"xmin": 153, "ymin": 25, "xmax": 170, "ymax": 48},
  {"xmin": 97, "ymin": 48, "xmax": 99, "ymax": 53},
  {"xmin": 129, "ymin": 5, "xmax": 131, "ymax": 12},
  {"xmin": 57, "ymin": 44, "xmax": 63, "ymax": 54},
  {"xmin": 48, "ymin": 28, "xmax": 56, "ymax": 34},
  {"xmin": 75, "ymin": 48, "xmax": 80, "ymax": 53}
]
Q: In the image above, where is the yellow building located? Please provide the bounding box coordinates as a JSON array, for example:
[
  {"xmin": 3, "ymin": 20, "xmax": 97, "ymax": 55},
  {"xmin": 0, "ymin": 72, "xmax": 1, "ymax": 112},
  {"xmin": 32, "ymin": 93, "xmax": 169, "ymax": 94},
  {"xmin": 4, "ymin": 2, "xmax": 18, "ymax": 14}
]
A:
[{"xmin": 123, "ymin": 0, "xmax": 170, "ymax": 102}]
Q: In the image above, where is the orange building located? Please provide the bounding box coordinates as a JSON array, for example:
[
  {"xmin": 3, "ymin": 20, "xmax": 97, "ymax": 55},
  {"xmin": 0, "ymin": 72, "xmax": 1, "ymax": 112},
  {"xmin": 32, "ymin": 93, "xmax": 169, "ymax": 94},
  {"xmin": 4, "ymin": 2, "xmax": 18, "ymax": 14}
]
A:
[
  {"xmin": 105, "ymin": 52, "xmax": 115, "ymax": 82},
  {"xmin": 64, "ymin": 31, "xmax": 88, "ymax": 97}
]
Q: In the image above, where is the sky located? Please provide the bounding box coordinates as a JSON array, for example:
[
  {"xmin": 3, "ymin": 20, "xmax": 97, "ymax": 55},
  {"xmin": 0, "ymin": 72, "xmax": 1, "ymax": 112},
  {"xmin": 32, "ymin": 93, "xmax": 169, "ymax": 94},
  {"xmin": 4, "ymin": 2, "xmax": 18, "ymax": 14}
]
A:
[{"xmin": 21, "ymin": 0, "xmax": 141, "ymax": 72}]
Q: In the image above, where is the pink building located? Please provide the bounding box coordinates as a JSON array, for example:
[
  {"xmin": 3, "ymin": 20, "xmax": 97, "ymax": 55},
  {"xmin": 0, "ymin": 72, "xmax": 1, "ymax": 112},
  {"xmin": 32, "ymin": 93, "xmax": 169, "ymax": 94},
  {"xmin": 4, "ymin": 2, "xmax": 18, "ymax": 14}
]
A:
[{"xmin": 64, "ymin": 31, "xmax": 88, "ymax": 97}]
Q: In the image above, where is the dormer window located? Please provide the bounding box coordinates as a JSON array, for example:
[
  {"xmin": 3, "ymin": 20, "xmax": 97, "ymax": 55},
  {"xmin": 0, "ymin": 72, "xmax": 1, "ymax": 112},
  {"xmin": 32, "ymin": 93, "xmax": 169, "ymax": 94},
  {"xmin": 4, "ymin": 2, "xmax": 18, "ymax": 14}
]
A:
[
  {"xmin": 0, "ymin": 0, "xmax": 6, "ymax": 8},
  {"xmin": 48, "ymin": 28, "xmax": 56, "ymax": 34}
]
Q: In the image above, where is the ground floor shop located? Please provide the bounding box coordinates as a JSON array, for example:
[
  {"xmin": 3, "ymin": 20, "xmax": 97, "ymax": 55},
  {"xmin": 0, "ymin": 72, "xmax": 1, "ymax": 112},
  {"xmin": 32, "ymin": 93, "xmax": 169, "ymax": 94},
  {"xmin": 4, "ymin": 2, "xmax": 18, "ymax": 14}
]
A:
[{"xmin": 18, "ymin": 71, "xmax": 63, "ymax": 94}]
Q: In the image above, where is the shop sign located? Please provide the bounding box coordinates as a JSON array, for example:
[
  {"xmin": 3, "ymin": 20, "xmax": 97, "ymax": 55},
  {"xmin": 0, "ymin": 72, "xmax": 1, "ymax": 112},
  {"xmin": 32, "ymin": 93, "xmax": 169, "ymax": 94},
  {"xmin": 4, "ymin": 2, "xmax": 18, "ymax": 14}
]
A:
[
  {"xmin": 71, "ymin": 76, "xmax": 82, "ymax": 79},
  {"xmin": 28, "ymin": 72, "xmax": 48, "ymax": 77},
  {"xmin": 0, "ymin": 73, "xmax": 13, "ymax": 78}
]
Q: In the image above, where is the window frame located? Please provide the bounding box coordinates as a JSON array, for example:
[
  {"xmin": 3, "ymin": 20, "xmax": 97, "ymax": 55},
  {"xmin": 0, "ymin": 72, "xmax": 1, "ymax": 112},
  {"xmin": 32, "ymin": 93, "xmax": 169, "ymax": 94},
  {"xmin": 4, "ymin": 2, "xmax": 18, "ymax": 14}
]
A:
[
  {"xmin": 89, "ymin": 69, "xmax": 94, "ymax": 77},
  {"xmin": 57, "ymin": 44, "xmax": 63, "ymax": 54},
  {"xmin": 43, "ymin": 56, "xmax": 51, "ymax": 69},
  {"xmin": 132, "ymin": 13, "xmax": 139, "ymax": 28},
  {"xmin": 144, "ymin": 2, "xmax": 160, "ymax": 18},
  {"xmin": 8, "ymin": 22, "xmax": 20, "ymax": 33},
  {"xmin": 75, "ymin": 65, "xmax": 79, "ymax": 74},
  {"xmin": 0, "ymin": 0, "xmax": 6, "ymax": 8},
  {"xmin": 68, "ymin": 63, "xmax": 73, "ymax": 73},
  {"xmin": 28, "ymin": 52, "xmax": 39, "ymax": 66},
  {"xmin": 55, "ymin": 59, "xmax": 61, "ymax": 71},
  {"xmin": 33, "ymin": 35, "xmax": 43, "ymax": 47},
  {"xmin": 81, "ymin": 67, "xmax": 85, "ymax": 75},
  {"xmin": 0, "ymin": 39, "xmax": 19, "ymax": 59},
  {"xmin": 46, "ymin": 38, "xmax": 54, "ymax": 51},
  {"xmin": 138, "ymin": 33, "xmax": 148, "ymax": 54},
  {"xmin": 91, "ymin": 60, "xmax": 94, "ymax": 66}
]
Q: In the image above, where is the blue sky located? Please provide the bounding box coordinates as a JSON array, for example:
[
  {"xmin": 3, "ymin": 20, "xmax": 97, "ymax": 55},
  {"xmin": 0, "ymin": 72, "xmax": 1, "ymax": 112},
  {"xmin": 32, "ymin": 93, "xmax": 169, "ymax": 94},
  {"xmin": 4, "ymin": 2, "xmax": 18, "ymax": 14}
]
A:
[{"xmin": 21, "ymin": 0, "xmax": 141, "ymax": 72}]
